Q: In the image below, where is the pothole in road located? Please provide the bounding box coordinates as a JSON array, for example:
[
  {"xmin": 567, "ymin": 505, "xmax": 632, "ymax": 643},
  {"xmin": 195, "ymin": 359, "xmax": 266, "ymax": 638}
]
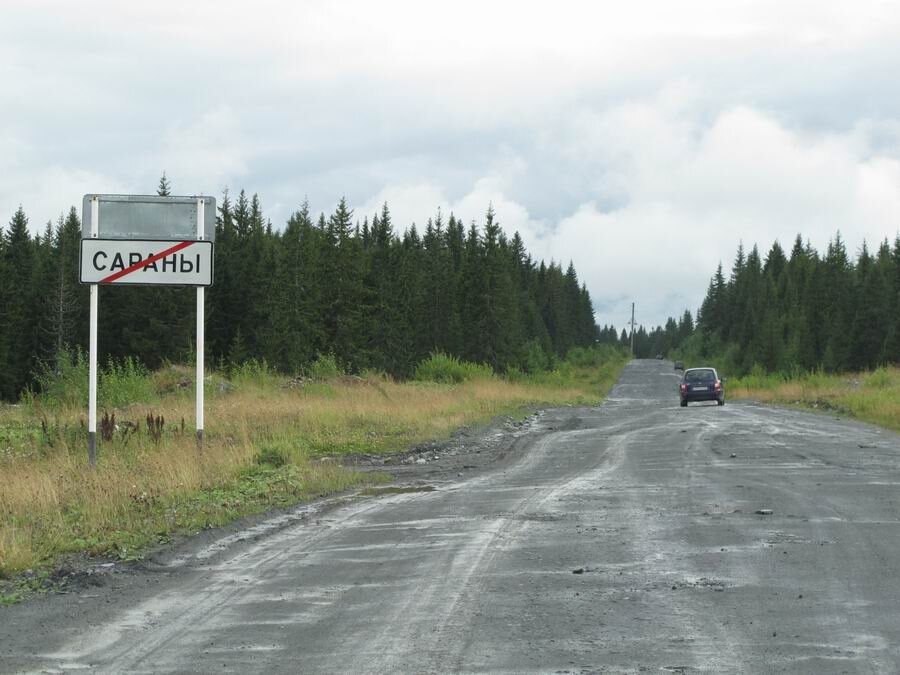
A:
[
  {"xmin": 670, "ymin": 577, "xmax": 728, "ymax": 592},
  {"xmin": 764, "ymin": 531, "xmax": 810, "ymax": 545},
  {"xmin": 511, "ymin": 512, "xmax": 571, "ymax": 522},
  {"xmin": 487, "ymin": 512, "xmax": 572, "ymax": 522}
]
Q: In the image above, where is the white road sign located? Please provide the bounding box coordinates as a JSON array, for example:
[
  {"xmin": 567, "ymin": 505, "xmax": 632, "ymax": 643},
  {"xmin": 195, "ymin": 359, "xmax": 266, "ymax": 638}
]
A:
[{"xmin": 80, "ymin": 239, "xmax": 214, "ymax": 286}]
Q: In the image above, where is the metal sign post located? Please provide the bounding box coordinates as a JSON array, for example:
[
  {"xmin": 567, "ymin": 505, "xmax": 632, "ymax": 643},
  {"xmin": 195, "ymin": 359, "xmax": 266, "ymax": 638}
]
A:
[
  {"xmin": 88, "ymin": 197, "xmax": 99, "ymax": 466},
  {"xmin": 79, "ymin": 194, "xmax": 215, "ymax": 465},
  {"xmin": 630, "ymin": 302, "xmax": 635, "ymax": 356},
  {"xmin": 196, "ymin": 198, "xmax": 205, "ymax": 447}
]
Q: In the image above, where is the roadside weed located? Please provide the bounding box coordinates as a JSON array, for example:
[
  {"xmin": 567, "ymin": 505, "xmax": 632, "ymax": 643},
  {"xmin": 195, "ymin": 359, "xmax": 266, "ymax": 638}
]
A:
[
  {"xmin": 0, "ymin": 351, "xmax": 626, "ymax": 578},
  {"xmin": 730, "ymin": 366, "xmax": 900, "ymax": 433}
]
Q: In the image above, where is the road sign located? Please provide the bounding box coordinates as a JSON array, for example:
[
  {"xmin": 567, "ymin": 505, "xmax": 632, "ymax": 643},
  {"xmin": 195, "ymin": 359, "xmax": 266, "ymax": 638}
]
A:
[
  {"xmin": 80, "ymin": 239, "xmax": 214, "ymax": 286},
  {"xmin": 81, "ymin": 194, "xmax": 215, "ymax": 465},
  {"xmin": 81, "ymin": 194, "xmax": 216, "ymax": 241}
]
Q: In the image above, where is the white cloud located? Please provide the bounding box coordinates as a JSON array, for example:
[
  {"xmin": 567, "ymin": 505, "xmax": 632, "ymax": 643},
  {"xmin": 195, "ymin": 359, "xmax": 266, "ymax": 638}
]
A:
[
  {"xmin": 0, "ymin": 164, "xmax": 128, "ymax": 230},
  {"xmin": 353, "ymin": 153, "xmax": 540, "ymax": 233},
  {"xmin": 354, "ymin": 183, "xmax": 448, "ymax": 231},
  {"xmin": 154, "ymin": 106, "xmax": 249, "ymax": 195},
  {"xmin": 519, "ymin": 100, "xmax": 900, "ymax": 327},
  {"xmin": 4, "ymin": 0, "xmax": 900, "ymax": 333},
  {"xmin": 347, "ymin": 87, "xmax": 900, "ymax": 330}
]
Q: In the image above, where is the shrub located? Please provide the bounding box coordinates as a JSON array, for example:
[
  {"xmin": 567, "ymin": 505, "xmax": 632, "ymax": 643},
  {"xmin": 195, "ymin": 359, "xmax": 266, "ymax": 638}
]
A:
[
  {"xmin": 101, "ymin": 356, "xmax": 156, "ymax": 407},
  {"xmin": 564, "ymin": 344, "xmax": 625, "ymax": 369},
  {"xmin": 26, "ymin": 349, "xmax": 156, "ymax": 409},
  {"xmin": 26, "ymin": 348, "xmax": 89, "ymax": 408},
  {"xmin": 520, "ymin": 339, "xmax": 554, "ymax": 373},
  {"xmin": 414, "ymin": 352, "xmax": 493, "ymax": 384},
  {"xmin": 306, "ymin": 353, "xmax": 344, "ymax": 380}
]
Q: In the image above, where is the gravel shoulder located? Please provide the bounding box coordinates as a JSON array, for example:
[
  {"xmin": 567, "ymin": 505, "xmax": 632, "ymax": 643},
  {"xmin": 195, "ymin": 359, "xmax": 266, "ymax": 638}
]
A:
[{"xmin": 0, "ymin": 405, "xmax": 570, "ymax": 664}]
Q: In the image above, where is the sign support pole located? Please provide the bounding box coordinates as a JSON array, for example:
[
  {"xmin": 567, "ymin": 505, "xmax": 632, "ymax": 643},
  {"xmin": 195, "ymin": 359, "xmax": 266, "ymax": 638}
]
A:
[
  {"xmin": 630, "ymin": 302, "xmax": 635, "ymax": 356},
  {"xmin": 88, "ymin": 197, "xmax": 99, "ymax": 466},
  {"xmin": 196, "ymin": 198, "xmax": 205, "ymax": 447}
]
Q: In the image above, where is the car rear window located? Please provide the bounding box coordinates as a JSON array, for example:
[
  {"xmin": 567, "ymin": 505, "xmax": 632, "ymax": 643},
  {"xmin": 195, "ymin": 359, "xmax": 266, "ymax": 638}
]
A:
[{"xmin": 686, "ymin": 370, "xmax": 715, "ymax": 382}]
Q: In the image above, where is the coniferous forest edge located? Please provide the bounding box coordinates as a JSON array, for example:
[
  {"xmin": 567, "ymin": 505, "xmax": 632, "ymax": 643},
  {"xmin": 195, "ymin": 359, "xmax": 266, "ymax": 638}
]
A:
[{"xmin": 0, "ymin": 181, "xmax": 603, "ymax": 402}]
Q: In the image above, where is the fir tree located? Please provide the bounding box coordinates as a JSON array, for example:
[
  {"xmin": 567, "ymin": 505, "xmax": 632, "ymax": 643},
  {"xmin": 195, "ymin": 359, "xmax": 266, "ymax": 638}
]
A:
[
  {"xmin": 1, "ymin": 207, "xmax": 36, "ymax": 397},
  {"xmin": 156, "ymin": 172, "xmax": 172, "ymax": 196}
]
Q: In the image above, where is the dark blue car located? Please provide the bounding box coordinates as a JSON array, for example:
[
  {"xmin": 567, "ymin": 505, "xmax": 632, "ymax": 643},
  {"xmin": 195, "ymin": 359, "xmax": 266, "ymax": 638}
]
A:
[{"xmin": 679, "ymin": 367, "xmax": 725, "ymax": 407}]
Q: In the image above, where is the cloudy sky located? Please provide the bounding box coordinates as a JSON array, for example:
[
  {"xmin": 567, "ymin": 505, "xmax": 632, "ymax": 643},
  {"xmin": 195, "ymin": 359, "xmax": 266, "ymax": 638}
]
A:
[{"xmin": 4, "ymin": 1, "xmax": 900, "ymax": 328}]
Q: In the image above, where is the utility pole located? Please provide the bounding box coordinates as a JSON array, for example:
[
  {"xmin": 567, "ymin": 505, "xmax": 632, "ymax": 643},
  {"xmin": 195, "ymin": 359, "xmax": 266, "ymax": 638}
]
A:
[{"xmin": 629, "ymin": 302, "xmax": 635, "ymax": 356}]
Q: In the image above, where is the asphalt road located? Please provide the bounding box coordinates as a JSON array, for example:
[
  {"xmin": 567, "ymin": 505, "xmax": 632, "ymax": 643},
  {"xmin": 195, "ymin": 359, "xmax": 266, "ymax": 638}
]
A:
[{"xmin": 4, "ymin": 359, "xmax": 900, "ymax": 673}]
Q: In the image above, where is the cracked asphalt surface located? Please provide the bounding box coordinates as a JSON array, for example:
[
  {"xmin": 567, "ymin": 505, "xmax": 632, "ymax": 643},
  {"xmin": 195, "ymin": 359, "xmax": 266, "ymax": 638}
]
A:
[{"xmin": 3, "ymin": 359, "xmax": 900, "ymax": 673}]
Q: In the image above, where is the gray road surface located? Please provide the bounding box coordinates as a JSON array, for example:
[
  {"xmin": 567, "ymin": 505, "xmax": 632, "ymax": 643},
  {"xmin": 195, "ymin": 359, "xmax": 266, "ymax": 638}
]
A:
[{"xmin": 4, "ymin": 359, "xmax": 900, "ymax": 673}]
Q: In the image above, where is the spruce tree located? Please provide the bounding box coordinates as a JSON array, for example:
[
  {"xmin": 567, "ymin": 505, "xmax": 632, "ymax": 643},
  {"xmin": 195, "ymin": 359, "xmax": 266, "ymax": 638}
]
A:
[
  {"xmin": 1, "ymin": 207, "xmax": 36, "ymax": 397},
  {"xmin": 477, "ymin": 207, "xmax": 519, "ymax": 369},
  {"xmin": 883, "ymin": 235, "xmax": 900, "ymax": 363},
  {"xmin": 324, "ymin": 198, "xmax": 365, "ymax": 369},
  {"xmin": 363, "ymin": 204, "xmax": 404, "ymax": 373},
  {"xmin": 420, "ymin": 212, "xmax": 456, "ymax": 357},
  {"xmin": 264, "ymin": 200, "xmax": 325, "ymax": 371},
  {"xmin": 157, "ymin": 172, "xmax": 171, "ymax": 196},
  {"xmin": 208, "ymin": 189, "xmax": 237, "ymax": 360},
  {"xmin": 849, "ymin": 242, "xmax": 888, "ymax": 370},
  {"xmin": 822, "ymin": 234, "xmax": 853, "ymax": 371}
]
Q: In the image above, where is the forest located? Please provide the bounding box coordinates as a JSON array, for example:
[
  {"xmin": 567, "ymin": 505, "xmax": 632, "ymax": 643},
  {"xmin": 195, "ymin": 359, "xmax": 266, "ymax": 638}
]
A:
[
  {"xmin": 6, "ymin": 169, "xmax": 896, "ymax": 401},
  {"xmin": 0, "ymin": 178, "xmax": 599, "ymax": 401},
  {"xmin": 633, "ymin": 233, "xmax": 900, "ymax": 375}
]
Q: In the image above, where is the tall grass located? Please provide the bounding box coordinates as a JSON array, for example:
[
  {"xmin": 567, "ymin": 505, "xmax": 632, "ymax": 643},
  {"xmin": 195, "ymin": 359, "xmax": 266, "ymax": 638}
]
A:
[
  {"xmin": 25, "ymin": 350, "xmax": 157, "ymax": 410},
  {"xmin": 0, "ymin": 348, "xmax": 627, "ymax": 578},
  {"xmin": 729, "ymin": 366, "xmax": 900, "ymax": 433}
]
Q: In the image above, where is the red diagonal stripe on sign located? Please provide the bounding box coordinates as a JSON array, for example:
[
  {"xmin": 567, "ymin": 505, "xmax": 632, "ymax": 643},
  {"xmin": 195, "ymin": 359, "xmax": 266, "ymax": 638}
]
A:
[{"xmin": 99, "ymin": 240, "xmax": 196, "ymax": 284}]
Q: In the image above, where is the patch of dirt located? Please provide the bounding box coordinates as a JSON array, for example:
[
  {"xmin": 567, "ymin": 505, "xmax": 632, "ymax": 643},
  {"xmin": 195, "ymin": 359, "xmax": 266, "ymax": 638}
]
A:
[
  {"xmin": 336, "ymin": 409, "xmax": 550, "ymax": 482},
  {"xmin": 794, "ymin": 398, "xmax": 850, "ymax": 415},
  {"xmin": 1, "ymin": 554, "xmax": 132, "ymax": 604}
]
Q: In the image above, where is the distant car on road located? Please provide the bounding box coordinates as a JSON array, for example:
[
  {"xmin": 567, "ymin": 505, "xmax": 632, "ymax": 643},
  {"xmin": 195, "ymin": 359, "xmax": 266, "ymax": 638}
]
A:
[
  {"xmin": 679, "ymin": 367, "xmax": 725, "ymax": 407},
  {"xmin": 673, "ymin": 360, "xmax": 684, "ymax": 371},
  {"xmin": 655, "ymin": 353, "xmax": 663, "ymax": 359}
]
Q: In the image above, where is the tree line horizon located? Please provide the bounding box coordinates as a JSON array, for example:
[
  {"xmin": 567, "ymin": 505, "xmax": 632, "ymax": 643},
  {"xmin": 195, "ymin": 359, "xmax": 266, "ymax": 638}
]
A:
[
  {"xmin": 0, "ymin": 175, "xmax": 601, "ymax": 400},
  {"xmin": 4, "ymin": 172, "xmax": 898, "ymax": 400},
  {"xmin": 620, "ymin": 232, "xmax": 900, "ymax": 375}
]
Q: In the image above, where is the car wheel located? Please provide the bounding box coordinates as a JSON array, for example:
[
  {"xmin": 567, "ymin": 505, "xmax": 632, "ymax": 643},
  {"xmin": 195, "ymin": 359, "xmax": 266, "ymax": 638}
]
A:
[
  {"xmin": 680, "ymin": 400, "xmax": 688, "ymax": 407},
  {"xmin": 717, "ymin": 398, "xmax": 725, "ymax": 406}
]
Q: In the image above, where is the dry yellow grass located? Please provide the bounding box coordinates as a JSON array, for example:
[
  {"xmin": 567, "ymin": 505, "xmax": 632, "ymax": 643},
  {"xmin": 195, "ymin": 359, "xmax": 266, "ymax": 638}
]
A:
[
  {"xmin": 729, "ymin": 366, "xmax": 900, "ymax": 434},
  {"xmin": 0, "ymin": 366, "xmax": 618, "ymax": 578}
]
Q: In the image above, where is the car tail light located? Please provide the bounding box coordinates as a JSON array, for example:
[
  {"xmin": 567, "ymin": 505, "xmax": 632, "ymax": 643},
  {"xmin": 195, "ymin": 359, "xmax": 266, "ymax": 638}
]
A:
[
  {"xmin": 680, "ymin": 383, "xmax": 687, "ymax": 392},
  {"xmin": 714, "ymin": 380, "xmax": 721, "ymax": 391}
]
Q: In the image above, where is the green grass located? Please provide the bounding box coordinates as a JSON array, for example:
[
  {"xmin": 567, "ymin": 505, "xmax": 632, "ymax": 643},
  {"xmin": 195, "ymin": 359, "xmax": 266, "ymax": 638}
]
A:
[
  {"xmin": 0, "ymin": 347, "xmax": 628, "ymax": 586},
  {"xmin": 729, "ymin": 366, "xmax": 900, "ymax": 433}
]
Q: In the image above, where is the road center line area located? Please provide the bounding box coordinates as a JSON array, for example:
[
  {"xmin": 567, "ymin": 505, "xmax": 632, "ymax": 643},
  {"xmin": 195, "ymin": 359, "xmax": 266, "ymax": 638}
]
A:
[{"xmin": 3, "ymin": 360, "xmax": 900, "ymax": 673}]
